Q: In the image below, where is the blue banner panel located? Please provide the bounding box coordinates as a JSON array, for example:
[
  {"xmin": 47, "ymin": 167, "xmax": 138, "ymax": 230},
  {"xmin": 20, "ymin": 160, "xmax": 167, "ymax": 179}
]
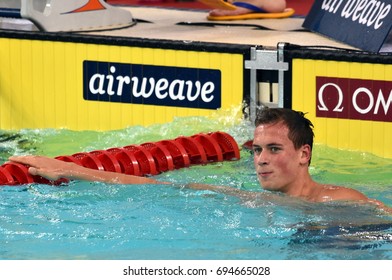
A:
[
  {"xmin": 83, "ymin": 61, "xmax": 221, "ymax": 109},
  {"xmin": 303, "ymin": 0, "xmax": 392, "ymax": 52}
]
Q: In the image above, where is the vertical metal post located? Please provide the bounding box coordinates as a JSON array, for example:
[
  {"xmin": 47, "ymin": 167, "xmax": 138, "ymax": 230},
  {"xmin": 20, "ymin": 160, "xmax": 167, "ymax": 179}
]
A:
[
  {"xmin": 245, "ymin": 44, "xmax": 289, "ymax": 123},
  {"xmin": 249, "ymin": 47, "xmax": 258, "ymax": 124},
  {"xmin": 277, "ymin": 42, "xmax": 286, "ymax": 108}
]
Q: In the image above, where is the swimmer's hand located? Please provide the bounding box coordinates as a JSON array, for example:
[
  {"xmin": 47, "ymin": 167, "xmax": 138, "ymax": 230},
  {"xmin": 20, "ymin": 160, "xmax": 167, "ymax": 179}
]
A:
[
  {"xmin": 8, "ymin": 155, "xmax": 163, "ymax": 185},
  {"xmin": 9, "ymin": 155, "xmax": 72, "ymax": 181}
]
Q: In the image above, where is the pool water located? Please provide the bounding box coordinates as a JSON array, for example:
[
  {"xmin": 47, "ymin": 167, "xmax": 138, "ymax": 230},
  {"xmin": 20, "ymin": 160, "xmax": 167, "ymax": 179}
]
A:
[{"xmin": 1, "ymin": 109, "xmax": 392, "ymax": 260}]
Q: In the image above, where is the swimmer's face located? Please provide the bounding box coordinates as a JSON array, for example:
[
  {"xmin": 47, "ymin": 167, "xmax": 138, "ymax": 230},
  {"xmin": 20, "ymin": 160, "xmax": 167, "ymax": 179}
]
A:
[{"xmin": 252, "ymin": 121, "xmax": 310, "ymax": 193}]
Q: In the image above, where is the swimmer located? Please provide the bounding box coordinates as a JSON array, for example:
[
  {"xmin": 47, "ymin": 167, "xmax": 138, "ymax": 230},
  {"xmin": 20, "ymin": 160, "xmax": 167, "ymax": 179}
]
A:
[{"xmin": 9, "ymin": 107, "xmax": 392, "ymax": 213}]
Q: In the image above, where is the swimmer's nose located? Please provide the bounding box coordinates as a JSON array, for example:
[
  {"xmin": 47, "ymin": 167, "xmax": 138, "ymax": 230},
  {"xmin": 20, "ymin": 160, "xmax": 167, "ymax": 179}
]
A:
[{"xmin": 254, "ymin": 150, "xmax": 268, "ymax": 166}]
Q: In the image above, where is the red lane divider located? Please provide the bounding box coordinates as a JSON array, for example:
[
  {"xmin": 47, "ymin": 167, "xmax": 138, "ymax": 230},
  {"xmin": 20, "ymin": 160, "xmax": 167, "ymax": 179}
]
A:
[
  {"xmin": 106, "ymin": 148, "xmax": 141, "ymax": 176},
  {"xmin": 0, "ymin": 131, "xmax": 240, "ymax": 186},
  {"xmin": 123, "ymin": 145, "xmax": 158, "ymax": 175},
  {"xmin": 159, "ymin": 140, "xmax": 190, "ymax": 169},
  {"xmin": 2, "ymin": 163, "xmax": 35, "ymax": 184},
  {"xmin": 89, "ymin": 150, "xmax": 122, "ymax": 173},
  {"xmin": 174, "ymin": 136, "xmax": 207, "ymax": 165},
  {"xmin": 141, "ymin": 142, "xmax": 174, "ymax": 173},
  {"xmin": 209, "ymin": 131, "xmax": 241, "ymax": 161},
  {"xmin": 0, "ymin": 166, "xmax": 14, "ymax": 185},
  {"xmin": 192, "ymin": 133, "xmax": 223, "ymax": 162}
]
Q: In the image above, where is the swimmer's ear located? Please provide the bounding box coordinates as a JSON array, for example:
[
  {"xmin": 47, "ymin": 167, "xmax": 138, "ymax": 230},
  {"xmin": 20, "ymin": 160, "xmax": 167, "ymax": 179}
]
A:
[{"xmin": 299, "ymin": 144, "xmax": 312, "ymax": 165}]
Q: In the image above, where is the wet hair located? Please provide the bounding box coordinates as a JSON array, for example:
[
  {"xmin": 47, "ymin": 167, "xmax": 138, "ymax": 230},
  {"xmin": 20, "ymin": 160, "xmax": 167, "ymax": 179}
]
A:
[{"xmin": 255, "ymin": 107, "xmax": 315, "ymax": 151}]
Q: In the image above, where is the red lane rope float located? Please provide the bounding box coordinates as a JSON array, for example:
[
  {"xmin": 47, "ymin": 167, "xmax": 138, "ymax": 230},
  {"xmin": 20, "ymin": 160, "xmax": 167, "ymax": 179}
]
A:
[
  {"xmin": 2, "ymin": 162, "xmax": 68, "ymax": 186},
  {"xmin": 141, "ymin": 142, "xmax": 174, "ymax": 173},
  {"xmin": 2, "ymin": 162, "xmax": 35, "ymax": 184},
  {"xmin": 0, "ymin": 165, "xmax": 16, "ymax": 185},
  {"xmin": 192, "ymin": 133, "xmax": 224, "ymax": 162},
  {"xmin": 106, "ymin": 148, "xmax": 141, "ymax": 176},
  {"xmin": 208, "ymin": 131, "xmax": 241, "ymax": 161},
  {"xmin": 55, "ymin": 155, "xmax": 81, "ymax": 165},
  {"xmin": 175, "ymin": 136, "xmax": 207, "ymax": 164},
  {"xmin": 71, "ymin": 152, "xmax": 105, "ymax": 171},
  {"xmin": 158, "ymin": 140, "xmax": 190, "ymax": 169},
  {"xmin": 123, "ymin": 145, "xmax": 158, "ymax": 175},
  {"xmin": 89, "ymin": 150, "xmax": 122, "ymax": 173},
  {"xmin": 0, "ymin": 131, "xmax": 240, "ymax": 186},
  {"xmin": 242, "ymin": 140, "xmax": 253, "ymax": 150}
]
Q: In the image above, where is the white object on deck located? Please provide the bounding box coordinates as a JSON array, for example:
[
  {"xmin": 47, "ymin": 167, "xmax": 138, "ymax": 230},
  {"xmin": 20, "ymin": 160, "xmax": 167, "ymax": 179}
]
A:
[{"xmin": 0, "ymin": 0, "xmax": 135, "ymax": 32}]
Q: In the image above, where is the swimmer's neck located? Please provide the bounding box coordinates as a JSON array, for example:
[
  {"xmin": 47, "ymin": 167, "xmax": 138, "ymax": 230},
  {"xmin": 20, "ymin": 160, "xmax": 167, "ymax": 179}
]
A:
[{"xmin": 282, "ymin": 177, "xmax": 325, "ymax": 202}]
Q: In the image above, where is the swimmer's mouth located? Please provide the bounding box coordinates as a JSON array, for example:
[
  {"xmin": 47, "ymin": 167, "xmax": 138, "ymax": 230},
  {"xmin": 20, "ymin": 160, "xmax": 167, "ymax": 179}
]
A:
[{"xmin": 258, "ymin": 171, "xmax": 273, "ymax": 177}]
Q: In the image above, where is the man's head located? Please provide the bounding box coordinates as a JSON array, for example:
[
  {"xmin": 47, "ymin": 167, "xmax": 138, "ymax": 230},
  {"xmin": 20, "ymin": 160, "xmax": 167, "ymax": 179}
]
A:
[
  {"xmin": 252, "ymin": 108, "xmax": 315, "ymax": 193},
  {"xmin": 255, "ymin": 107, "xmax": 314, "ymax": 154}
]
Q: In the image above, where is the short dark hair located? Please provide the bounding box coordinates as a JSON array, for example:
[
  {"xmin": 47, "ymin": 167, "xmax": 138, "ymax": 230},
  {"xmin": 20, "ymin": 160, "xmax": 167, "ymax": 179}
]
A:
[{"xmin": 255, "ymin": 107, "xmax": 314, "ymax": 151}]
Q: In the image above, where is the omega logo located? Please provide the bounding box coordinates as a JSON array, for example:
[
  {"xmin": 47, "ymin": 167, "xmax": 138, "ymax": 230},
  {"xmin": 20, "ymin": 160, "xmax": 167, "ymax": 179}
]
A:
[
  {"xmin": 316, "ymin": 77, "xmax": 392, "ymax": 122},
  {"xmin": 317, "ymin": 83, "xmax": 344, "ymax": 112}
]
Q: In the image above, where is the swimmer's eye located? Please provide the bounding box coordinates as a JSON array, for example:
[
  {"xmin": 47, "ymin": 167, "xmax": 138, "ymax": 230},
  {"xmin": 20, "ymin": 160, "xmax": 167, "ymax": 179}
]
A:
[
  {"xmin": 253, "ymin": 145, "xmax": 282, "ymax": 155},
  {"xmin": 252, "ymin": 147, "xmax": 262, "ymax": 155},
  {"xmin": 270, "ymin": 146, "xmax": 281, "ymax": 153}
]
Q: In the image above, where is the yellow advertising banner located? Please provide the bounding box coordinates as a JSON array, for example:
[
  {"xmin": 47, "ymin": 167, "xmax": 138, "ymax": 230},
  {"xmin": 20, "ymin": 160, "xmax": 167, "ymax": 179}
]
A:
[
  {"xmin": 0, "ymin": 36, "xmax": 245, "ymax": 131},
  {"xmin": 292, "ymin": 58, "xmax": 392, "ymax": 158}
]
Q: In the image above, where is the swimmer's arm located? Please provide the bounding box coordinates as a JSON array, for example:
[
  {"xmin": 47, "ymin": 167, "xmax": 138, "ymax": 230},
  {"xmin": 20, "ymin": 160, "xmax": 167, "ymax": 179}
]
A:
[
  {"xmin": 367, "ymin": 198, "xmax": 392, "ymax": 215},
  {"xmin": 8, "ymin": 155, "xmax": 161, "ymax": 185},
  {"xmin": 338, "ymin": 188, "xmax": 392, "ymax": 214},
  {"xmin": 326, "ymin": 186, "xmax": 392, "ymax": 214}
]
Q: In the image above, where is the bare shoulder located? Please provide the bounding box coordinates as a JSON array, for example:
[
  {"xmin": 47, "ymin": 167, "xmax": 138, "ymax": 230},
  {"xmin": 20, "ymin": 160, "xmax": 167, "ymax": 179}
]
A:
[
  {"xmin": 319, "ymin": 185, "xmax": 392, "ymax": 214},
  {"xmin": 319, "ymin": 184, "xmax": 368, "ymax": 202}
]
